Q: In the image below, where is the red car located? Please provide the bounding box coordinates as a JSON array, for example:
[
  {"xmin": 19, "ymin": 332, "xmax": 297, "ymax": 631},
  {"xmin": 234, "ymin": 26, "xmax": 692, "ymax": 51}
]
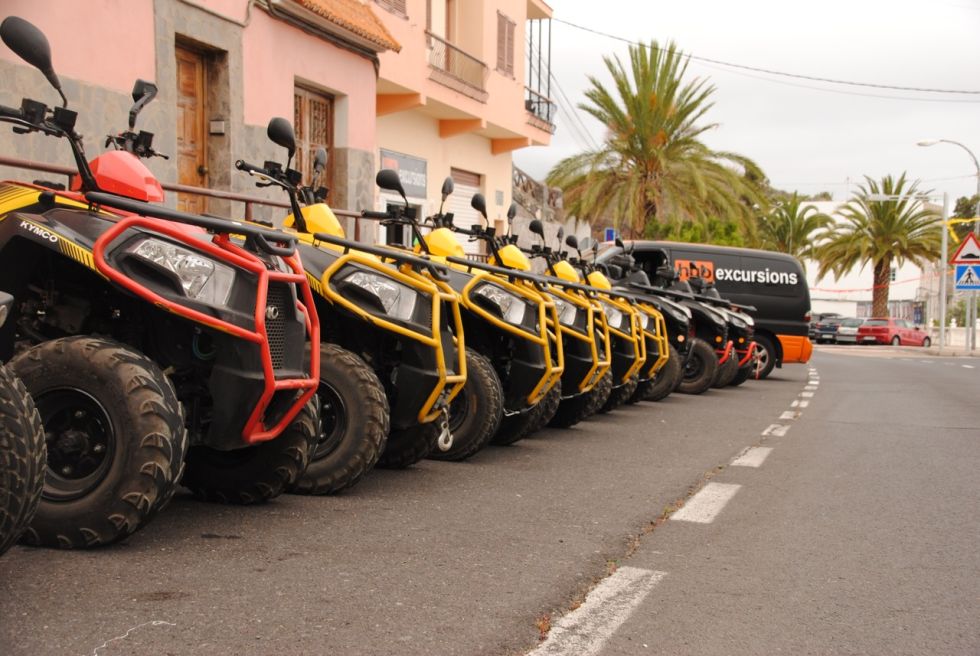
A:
[{"xmin": 857, "ymin": 318, "xmax": 932, "ymax": 346}]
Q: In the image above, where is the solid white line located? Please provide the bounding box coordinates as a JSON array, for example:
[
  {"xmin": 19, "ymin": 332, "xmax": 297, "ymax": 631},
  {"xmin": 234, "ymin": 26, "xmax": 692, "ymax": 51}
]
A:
[
  {"xmin": 800, "ymin": 391, "xmax": 815, "ymax": 398},
  {"xmin": 964, "ymin": 365, "xmax": 975, "ymax": 369},
  {"xmin": 762, "ymin": 424, "xmax": 790, "ymax": 437},
  {"xmin": 779, "ymin": 410, "xmax": 798, "ymax": 420},
  {"xmin": 731, "ymin": 446, "xmax": 773, "ymax": 468},
  {"xmin": 671, "ymin": 483, "xmax": 742, "ymax": 523},
  {"xmin": 528, "ymin": 567, "xmax": 667, "ymax": 656}
]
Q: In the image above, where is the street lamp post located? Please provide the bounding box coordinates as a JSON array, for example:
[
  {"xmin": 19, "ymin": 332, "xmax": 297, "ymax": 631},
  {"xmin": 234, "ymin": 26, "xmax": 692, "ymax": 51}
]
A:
[{"xmin": 917, "ymin": 139, "xmax": 980, "ymax": 351}]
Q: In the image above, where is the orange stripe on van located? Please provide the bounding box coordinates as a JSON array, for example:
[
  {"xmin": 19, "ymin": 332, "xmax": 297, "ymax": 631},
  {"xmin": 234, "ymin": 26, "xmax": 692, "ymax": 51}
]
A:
[{"xmin": 777, "ymin": 334, "xmax": 813, "ymax": 364}]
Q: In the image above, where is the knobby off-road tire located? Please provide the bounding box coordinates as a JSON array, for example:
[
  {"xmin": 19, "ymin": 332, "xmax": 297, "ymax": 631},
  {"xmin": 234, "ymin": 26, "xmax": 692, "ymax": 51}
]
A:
[
  {"xmin": 289, "ymin": 344, "xmax": 388, "ymax": 494},
  {"xmin": 0, "ymin": 365, "xmax": 45, "ymax": 556},
  {"xmin": 550, "ymin": 375, "xmax": 605, "ymax": 428},
  {"xmin": 677, "ymin": 338, "xmax": 718, "ymax": 395},
  {"xmin": 753, "ymin": 334, "xmax": 777, "ymax": 380},
  {"xmin": 11, "ymin": 337, "xmax": 187, "ymax": 549},
  {"xmin": 729, "ymin": 364, "xmax": 753, "ymax": 387},
  {"xmin": 377, "ymin": 422, "xmax": 440, "ymax": 469},
  {"xmin": 430, "ymin": 349, "xmax": 503, "ymax": 461},
  {"xmin": 712, "ymin": 352, "xmax": 739, "ymax": 388},
  {"xmin": 581, "ymin": 371, "xmax": 613, "ymax": 419},
  {"xmin": 644, "ymin": 344, "xmax": 681, "ymax": 402},
  {"xmin": 183, "ymin": 399, "xmax": 316, "ymax": 504},
  {"xmin": 599, "ymin": 375, "xmax": 639, "ymax": 414},
  {"xmin": 495, "ymin": 378, "xmax": 562, "ymax": 444}
]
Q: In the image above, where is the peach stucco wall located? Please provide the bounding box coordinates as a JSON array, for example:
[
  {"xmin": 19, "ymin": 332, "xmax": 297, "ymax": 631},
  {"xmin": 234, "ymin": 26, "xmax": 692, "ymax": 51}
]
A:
[
  {"xmin": 0, "ymin": 0, "xmax": 155, "ymax": 94},
  {"xmin": 242, "ymin": 10, "xmax": 376, "ymax": 150}
]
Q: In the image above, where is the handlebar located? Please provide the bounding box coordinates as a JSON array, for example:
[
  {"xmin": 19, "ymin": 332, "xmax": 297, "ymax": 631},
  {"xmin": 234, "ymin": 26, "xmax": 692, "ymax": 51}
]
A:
[
  {"xmin": 360, "ymin": 210, "xmax": 391, "ymax": 220},
  {"xmin": 235, "ymin": 159, "xmax": 266, "ymax": 176}
]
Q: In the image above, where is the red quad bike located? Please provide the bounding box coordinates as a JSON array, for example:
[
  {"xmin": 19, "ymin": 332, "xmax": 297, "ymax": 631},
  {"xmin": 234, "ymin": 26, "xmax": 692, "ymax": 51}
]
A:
[
  {"xmin": 0, "ymin": 17, "xmax": 319, "ymax": 548},
  {"xmin": 0, "ymin": 291, "xmax": 46, "ymax": 556}
]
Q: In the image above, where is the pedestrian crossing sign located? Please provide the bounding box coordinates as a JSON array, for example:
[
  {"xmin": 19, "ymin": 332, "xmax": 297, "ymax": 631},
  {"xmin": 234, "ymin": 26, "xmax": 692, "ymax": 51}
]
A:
[{"xmin": 954, "ymin": 264, "xmax": 980, "ymax": 290}]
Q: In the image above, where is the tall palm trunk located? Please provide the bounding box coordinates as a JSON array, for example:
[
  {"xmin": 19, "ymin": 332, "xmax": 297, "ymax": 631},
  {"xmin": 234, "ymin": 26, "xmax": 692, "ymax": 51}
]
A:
[{"xmin": 872, "ymin": 259, "xmax": 891, "ymax": 316}]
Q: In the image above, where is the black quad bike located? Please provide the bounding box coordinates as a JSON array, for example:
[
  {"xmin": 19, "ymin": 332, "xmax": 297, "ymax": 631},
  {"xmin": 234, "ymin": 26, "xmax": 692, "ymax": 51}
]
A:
[
  {"xmin": 687, "ymin": 278, "xmax": 758, "ymax": 388},
  {"xmin": 0, "ymin": 291, "xmax": 45, "ymax": 556},
  {"xmin": 0, "ymin": 17, "xmax": 319, "ymax": 548}
]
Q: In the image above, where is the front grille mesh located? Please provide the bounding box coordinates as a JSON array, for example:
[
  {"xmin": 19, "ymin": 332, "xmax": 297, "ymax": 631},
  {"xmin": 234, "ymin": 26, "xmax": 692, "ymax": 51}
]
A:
[{"xmin": 266, "ymin": 283, "xmax": 290, "ymax": 368}]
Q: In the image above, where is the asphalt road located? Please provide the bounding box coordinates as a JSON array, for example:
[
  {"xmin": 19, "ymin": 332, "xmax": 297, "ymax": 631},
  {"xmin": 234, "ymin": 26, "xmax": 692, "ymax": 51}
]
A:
[{"xmin": 1, "ymin": 347, "xmax": 977, "ymax": 655}]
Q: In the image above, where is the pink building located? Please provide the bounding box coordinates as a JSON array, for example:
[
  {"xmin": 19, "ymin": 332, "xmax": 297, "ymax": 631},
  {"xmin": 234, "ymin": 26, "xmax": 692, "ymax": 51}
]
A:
[
  {"xmin": 367, "ymin": 0, "xmax": 555, "ymax": 251},
  {"xmin": 0, "ymin": 0, "xmax": 397, "ymax": 218}
]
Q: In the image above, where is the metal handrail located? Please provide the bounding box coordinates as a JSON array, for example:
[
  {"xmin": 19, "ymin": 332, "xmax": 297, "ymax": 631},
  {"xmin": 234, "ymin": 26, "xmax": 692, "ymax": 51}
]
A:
[
  {"xmin": 425, "ymin": 31, "xmax": 488, "ymax": 93},
  {"xmin": 524, "ymin": 87, "xmax": 556, "ymax": 131}
]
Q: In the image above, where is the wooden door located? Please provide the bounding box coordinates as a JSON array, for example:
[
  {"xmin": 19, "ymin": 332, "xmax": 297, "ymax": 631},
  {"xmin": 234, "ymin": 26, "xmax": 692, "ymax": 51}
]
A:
[{"xmin": 176, "ymin": 45, "xmax": 208, "ymax": 214}]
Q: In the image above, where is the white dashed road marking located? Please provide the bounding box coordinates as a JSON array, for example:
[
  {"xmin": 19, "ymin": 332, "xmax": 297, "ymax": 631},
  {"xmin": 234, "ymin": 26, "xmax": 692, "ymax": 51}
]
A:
[
  {"xmin": 671, "ymin": 483, "xmax": 742, "ymax": 523},
  {"xmin": 762, "ymin": 424, "xmax": 790, "ymax": 437},
  {"xmin": 800, "ymin": 391, "xmax": 814, "ymax": 398},
  {"xmin": 731, "ymin": 446, "xmax": 773, "ymax": 468},
  {"xmin": 964, "ymin": 365, "xmax": 975, "ymax": 369},
  {"xmin": 791, "ymin": 400, "xmax": 809, "ymax": 408},
  {"xmin": 528, "ymin": 567, "xmax": 667, "ymax": 656},
  {"xmin": 779, "ymin": 411, "xmax": 798, "ymax": 420},
  {"xmin": 804, "ymin": 385, "xmax": 818, "ymax": 391}
]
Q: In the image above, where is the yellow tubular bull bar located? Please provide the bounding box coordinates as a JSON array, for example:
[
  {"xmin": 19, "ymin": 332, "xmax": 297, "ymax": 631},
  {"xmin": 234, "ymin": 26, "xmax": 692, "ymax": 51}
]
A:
[
  {"xmin": 318, "ymin": 251, "xmax": 467, "ymax": 423},
  {"xmin": 547, "ymin": 284, "xmax": 607, "ymax": 394},
  {"xmin": 637, "ymin": 303, "xmax": 670, "ymax": 379},
  {"xmin": 457, "ymin": 271, "xmax": 562, "ymax": 406},
  {"xmin": 601, "ymin": 293, "xmax": 647, "ymax": 384}
]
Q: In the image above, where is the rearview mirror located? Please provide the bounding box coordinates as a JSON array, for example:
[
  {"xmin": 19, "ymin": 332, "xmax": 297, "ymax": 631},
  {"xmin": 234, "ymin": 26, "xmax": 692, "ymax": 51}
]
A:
[
  {"xmin": 128, "ymin": 79, "xmax": 158, "ymax": 128},
  {"xmin": 376, "ymin": 169, "xmax": 407, "ymax": 202},
  {"xmin": 529, "ymin": 219, "xmax": 544, "ymax": 238},
  {"xmin": 615, "ymin": 237, "xmax": 625, "ymax": 249},
  {"xmin": 557, "ymin": 226, "xmax": 564, "ymax": 241},
  {"xmin": 313, "ymin": 147, "xmax": 328, "ymax": 172},
  {"xmin": 1, "ymin": 16, "xmax": 65, "ymax": 104},
  {"xmin": 470, "ymin": 193, "xmax": 488, "ymax": 219},
  {"xmin": 565, "ymin": 234, "xmax": 579, "ymax": 251},
  {"xmin": 267, "ymin": 117, "xmax": 296, "ymax": 158},
  {"xmin": 507, "ymin": 202, "xmax": 517, "ymax": 221},
  {"xmin": 440, "ymin": 176, "xmax": 454, "ymax": 201}
]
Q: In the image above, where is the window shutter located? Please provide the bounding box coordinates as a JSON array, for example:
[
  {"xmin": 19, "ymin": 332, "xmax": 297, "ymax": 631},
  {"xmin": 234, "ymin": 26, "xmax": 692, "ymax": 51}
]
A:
[
  {"xmin": 376, "ymin": 0, "xmax": 406, "ymax": 16},
  {"xmin": 505, "ymin": 18, "xmax": 515, "ymax": 75},
  {"xmin": 496, "ymin": 12, "xmax": 507, "ymax": 72}
]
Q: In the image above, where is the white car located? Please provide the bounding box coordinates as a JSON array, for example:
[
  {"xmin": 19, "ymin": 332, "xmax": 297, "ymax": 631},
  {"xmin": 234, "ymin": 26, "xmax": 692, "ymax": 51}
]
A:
[{"xmin": 835, "ymin": 317, "xmax": 864, "ymax": 343}]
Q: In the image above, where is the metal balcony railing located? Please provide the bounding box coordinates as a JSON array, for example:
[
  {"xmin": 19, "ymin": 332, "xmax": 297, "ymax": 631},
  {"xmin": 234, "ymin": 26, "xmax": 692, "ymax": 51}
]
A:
[
  {"xmin": 524, "ymin": 87, "xmax": 556, "ymax": 132},
  {"xmin": 426, "ymin": 31, "xmax": 489, "ymax": 100}
]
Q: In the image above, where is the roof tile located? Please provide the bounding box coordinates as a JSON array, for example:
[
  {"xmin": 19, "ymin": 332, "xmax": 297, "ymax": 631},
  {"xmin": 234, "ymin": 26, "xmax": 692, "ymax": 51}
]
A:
[{"xmin": 295, "ymin": 0, "xmax": 401, "ymax": 52}]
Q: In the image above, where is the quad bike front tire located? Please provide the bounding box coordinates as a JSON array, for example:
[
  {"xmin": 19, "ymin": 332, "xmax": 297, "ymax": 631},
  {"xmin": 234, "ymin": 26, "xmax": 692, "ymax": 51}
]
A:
[
  {"xmin": 599, "ymin": 375, "xmax": 639, "ymax": 414},
  {"xmin": 712, "ymin": 352, "xmax": 739, "ymax": 388},
  {"xmin": 377, "ymin": 422, "xmax": 441, "ymax": 469},
  {"xmin": 0, "ymin": 365, "xmax": 45, "ymax": 556},
  {"xmin": 11, "ymin": 337, "xmax": 187, "ymax": 549},
  {"xmin": 430, "ymin": 349, "xmax": 503, "ymax": 461},
  {"xmin": 289, "ymin": 344, "xmax": 388, "ymax": 494},
  {"xmin": 583, "ymin": 371, "xmax": 613, "ymax": 418},
  {"xmin": 643, "ymin": 344, "xmax": 681, "ymax": 402},
  {"xmin": 729, "ymin": 364, "xmax": 752, "ymax": 387},
  {"xmin": 183, "ymin": 399, "xmax": 317, "ymax": 504},
  {"xmin": 677, "ymin": 338, "xmax": 718, "ymax": 395},
  {"xmin": 495, "ymin": 378, "xmax": 562, "ymax": 444}
]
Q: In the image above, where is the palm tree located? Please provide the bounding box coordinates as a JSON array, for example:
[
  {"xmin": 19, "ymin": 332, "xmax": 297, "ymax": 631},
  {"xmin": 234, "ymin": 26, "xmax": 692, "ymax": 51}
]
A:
[
  {"xmin": 758, "ymin": 193, "xmax": 832, "ymax": 261},
  {"xmin": 816, "ymin": 174, "xmax": 941, "ymax": 317},
  {"xmin": 546, "ymin": 41, "xmax": 766, "ymax": 239}
]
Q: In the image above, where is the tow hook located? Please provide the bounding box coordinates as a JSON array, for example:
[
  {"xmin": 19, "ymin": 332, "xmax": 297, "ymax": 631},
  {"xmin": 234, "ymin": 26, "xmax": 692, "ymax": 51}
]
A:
[{"xmin": 436, "ymin": 406, "xmax": 453, "ymax": 452}]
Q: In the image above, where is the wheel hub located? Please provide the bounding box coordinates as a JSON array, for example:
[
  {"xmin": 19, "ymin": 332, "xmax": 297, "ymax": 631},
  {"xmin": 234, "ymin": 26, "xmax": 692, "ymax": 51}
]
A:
[{"xmin": 312, "ymin": 383, "xmax": 347, "ymax": 461}]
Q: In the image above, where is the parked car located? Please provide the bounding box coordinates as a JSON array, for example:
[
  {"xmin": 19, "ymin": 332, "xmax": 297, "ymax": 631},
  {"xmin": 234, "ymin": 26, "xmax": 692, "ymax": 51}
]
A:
[
  {"xmin": 857, "ymin": 318, "xmax": 932, "ymax": 346},
  {"xmin": 809, "ymin": 312, "xmax": 842, "ymax": 339},
  {"xmin": 835, "ymin": 318, "xmax": 864, "ymax": 344},
  {"xmin": 812, "ymin": 316, "xmax": 844, "ymax": 343}
]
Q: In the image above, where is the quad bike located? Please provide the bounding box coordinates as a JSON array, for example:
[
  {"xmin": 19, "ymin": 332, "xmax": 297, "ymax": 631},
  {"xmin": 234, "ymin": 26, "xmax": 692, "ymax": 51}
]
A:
[
  {"xmin": 0, "ymin": 291, "xmax": 45, "ymax": 556},
  {"xmin": 234, "ymin": 128, "xmax": 466, "ymax": 482},
  {"xmin": 0, "ymin": 17, "xmax": 319, "ymax": 548},
  {"xmin": 383, "ymin": 174, "xmax": 563, "ymax": 449},
  {"xmin": 513, "ymin": 223, "xmax": 612, "ymax": 429},
  {"xmin": 687, "ymin": 278, "xmax": 758, "ymax": 387},
  {"xmin": 564, "ymin": 235, "xmax": 670, "ymax": 411},
  {"xmin": 598, "ymin": 241, "xmax": 725, "ymax": 396},
  {"xmin": 595, "ymin": 246, "xmax": 694, "ymax": 402}
]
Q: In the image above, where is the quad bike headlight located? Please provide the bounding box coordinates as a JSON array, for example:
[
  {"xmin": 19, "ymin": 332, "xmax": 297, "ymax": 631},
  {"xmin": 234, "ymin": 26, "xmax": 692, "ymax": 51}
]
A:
[
  {"xmin": 472, "ymin": 282, "xmax": 528, "ymax": 325},
  {"xmin": 637, "ymin": 311, "xmax": 650, "ymax": 330},
  {"xmin": 598, "ymin": 300, "xmax": 625, "ymax": 332},
  {"xmin": 127, "ymin": 237, "xmax": 235, "ymax": 305},
  {"xmin": 552, "ymin": 297, "xmax": 578, "ymax": 327},
  {"xmin": 341, "ymin": 270, "xmax": 419, "ymax": 321}
]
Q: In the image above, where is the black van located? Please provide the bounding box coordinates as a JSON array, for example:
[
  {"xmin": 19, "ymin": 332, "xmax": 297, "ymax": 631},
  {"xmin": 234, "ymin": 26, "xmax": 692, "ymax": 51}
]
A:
[{"xmin": 597, "ymin": 241, "xmax": 813, "ymax": 378}]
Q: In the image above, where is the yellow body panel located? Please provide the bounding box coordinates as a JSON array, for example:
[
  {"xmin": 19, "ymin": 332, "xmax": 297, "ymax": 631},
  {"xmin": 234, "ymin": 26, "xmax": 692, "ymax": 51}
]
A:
[{"xmin": 490, "ymin": 244, "xmax": 532, "ymax": 271}]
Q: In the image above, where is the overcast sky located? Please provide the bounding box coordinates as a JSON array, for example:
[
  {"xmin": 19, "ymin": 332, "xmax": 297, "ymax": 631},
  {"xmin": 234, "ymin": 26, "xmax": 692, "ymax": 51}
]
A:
[{"xmin": 513, "ymin": 0, "xmax": 980, "ymax": 207}]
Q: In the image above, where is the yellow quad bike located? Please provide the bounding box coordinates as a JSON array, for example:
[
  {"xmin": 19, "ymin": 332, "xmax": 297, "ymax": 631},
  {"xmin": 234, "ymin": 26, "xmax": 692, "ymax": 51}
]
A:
[
  {"xmin": 236, "ymin": 134, "xmax": 466, "ymax": 481},
  {"xmin": 513, "ymin": 221, "xmax": 612, "ymax": 430},
  {"xmin": 398, "ymin": 177, "xmax": 563, "ymax": 448},
  {"xmin": 568, "ymin": 237, "xmax": 670, "ymax": 406}
]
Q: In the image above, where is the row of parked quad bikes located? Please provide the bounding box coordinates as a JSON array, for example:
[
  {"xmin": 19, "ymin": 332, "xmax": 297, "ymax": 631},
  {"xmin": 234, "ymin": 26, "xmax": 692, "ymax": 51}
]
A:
[{"xmin": 0, "ymin": 16, "xmax": 768, "ymax": 555}]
